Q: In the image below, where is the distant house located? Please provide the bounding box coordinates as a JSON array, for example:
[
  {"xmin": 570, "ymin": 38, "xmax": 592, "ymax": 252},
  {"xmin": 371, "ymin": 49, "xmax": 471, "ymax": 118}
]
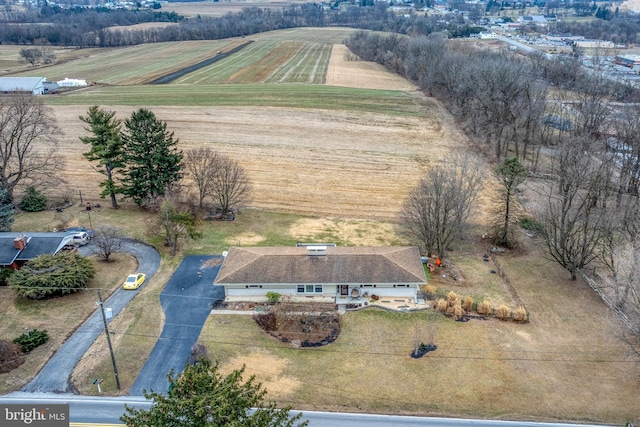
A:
[
  {"xmin": 0, "ymin": 232, "xmax": 76, "ymax": 269},
  {"xmin": 0, "ymin": 77, "xmax": 45, "ymax": 95},
  {"xmin": 215, "ymin": 246, "xmax": 427, "ymax": 304}
]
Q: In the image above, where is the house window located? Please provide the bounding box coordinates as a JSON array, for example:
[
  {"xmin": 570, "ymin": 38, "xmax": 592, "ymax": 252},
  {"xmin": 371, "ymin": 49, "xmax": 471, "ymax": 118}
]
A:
[{"xmin": 297, "ymin": 284, "xmax": 322, "ymax": 294}]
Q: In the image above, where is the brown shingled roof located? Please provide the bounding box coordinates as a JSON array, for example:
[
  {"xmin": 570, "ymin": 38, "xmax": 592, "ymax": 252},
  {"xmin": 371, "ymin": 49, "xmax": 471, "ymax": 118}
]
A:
[{"xmin": 215, "ymin": 246, "xmax": 426, "ymax": 285}]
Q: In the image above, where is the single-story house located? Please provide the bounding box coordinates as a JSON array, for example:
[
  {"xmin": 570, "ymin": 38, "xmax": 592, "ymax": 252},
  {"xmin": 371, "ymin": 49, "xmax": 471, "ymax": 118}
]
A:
[
  {"xmin": 0, "ymin": 232, "xmax": 76, "ymax": 269},
  {"xmin": 215, "ymin": 246, "xmax": 427, "ymax": 304},
  {"xmin": 0, "ymin": 77, "xmax": 45, "ymax": 95}
]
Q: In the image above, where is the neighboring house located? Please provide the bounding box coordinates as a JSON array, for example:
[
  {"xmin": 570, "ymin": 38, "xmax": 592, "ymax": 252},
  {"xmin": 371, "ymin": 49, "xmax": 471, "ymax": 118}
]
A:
[
  {"xmin": 215, "ymin": 246, "xmax": 427, "ymax": 304},
  {"xmin": 0, "ymin": 232, "xmax": 75, "ymax": 269},
  {"xmin": 0, "ymin": 77, "xmax": 45, "ymax": 95}
]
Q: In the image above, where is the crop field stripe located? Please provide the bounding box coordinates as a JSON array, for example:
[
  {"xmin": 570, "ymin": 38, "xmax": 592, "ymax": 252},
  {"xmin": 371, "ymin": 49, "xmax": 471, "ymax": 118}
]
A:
[
  {"xmin": 174, "ymin": 41, "xmax": 280, "ymax": 84},
  {"xmin": 226, "ymin": 41, "xmax": 303, "ymax": 83},
  {"xmin": 264, "ymin": 43, "xmax": 330, "ymax": 84},
  {"xmin": 45, "ymin": 84, "xmax": 422, "ymax": 116}
]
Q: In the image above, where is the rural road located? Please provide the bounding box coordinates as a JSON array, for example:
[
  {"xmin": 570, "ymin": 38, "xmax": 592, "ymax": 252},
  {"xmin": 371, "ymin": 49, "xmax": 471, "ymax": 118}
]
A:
[
  {"xmin": 20, "ymin": 239, "xmax": 161, "ymax": 394},
  {"xmin": 129, "ymin": 255, "xmax": 224, "ymax": 395}
]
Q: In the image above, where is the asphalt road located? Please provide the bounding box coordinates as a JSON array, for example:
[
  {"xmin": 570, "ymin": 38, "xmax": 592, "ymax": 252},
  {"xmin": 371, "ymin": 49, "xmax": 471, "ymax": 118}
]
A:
[
  {"xmin": 0, "ymin": 394, "xmax": 619, "ymax": 427},
  {"xmin": 20, "ymin": 240, "xmax": 161, "ymax": 393},
  {"xmin": 128, "ymin": 255, "xmax": 224, "ymax": 395}
]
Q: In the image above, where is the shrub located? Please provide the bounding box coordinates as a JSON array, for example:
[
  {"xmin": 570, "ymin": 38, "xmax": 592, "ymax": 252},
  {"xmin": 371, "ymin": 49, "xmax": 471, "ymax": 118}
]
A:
[
  {"xmin": 0, "ymin": 339, "xmax": 25, "ymax": 373},
  {"xmin": 186, "ymin": 342, "xmax": 209, "ymax": 365},
  {"xmin": 9, "ymin": 252, "xmax": 96, "ymax": 299},
  {"xmin": 513, "ymin": 306, "xmax": 528, "ymax": 322},
  {"xmin": 462, "ymin": 296, "xmax": 474, "ymax": 311},
  {"xmin": 19, "ymin": 186, "xmax": 47, "ymax": 212},
  {"xmin": 425, "ymin": 284, "xmax": 437, "ymax": 295},
  {"xmin": 521, "ymin": 217, "xmax": 543, "ymax": 233},
  {"xmin": 266, "ymin": 291, "xmax": 281, "ymax": 303},
  {"xmin": 13, "ymin": 329, "xmax": 48, "ymax": 353},
  {"xmin": 496, "ymin": 304, "xmax": 511, "ymax": 320},
  {"xmin": 0, "ymin": 267, "xmax": 14, "ymax": 286},
  {"xmin": 477, "ymin": 299, "xmax": 492, "ymax": 315},
  {"xmin": 436, "ymin": 298, "xmax": 447, "ymax": 313},
  {"xmin": 447, "ymin": 291, "xmax": 459, "ymax": 304}
]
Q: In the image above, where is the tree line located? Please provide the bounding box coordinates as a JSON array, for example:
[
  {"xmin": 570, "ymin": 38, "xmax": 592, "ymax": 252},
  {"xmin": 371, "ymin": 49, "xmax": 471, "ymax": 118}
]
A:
[
  {"xmin": 345, "ymin": 31, "xmax": 640, "ymax": 337},
  {"xmin": 0, "ymin": 98, "xmax": 251, "ymax": 255},
  {"xmin": 0, "ymin": 2, "xmax": 483, "ymax": 47}
]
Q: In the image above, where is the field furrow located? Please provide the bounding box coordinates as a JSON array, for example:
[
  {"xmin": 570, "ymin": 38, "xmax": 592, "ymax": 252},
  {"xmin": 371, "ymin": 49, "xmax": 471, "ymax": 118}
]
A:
[
  {"xmin": 226, "ymin": 41, "xmax": 303, "ymax": 83},
  {"xmin": 266, "ymin": 43, "xmax": 331, "ymax": 84}
]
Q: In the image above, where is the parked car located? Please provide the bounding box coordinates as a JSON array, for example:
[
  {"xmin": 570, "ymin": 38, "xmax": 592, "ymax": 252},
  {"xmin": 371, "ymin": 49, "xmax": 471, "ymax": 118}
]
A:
[
  {"xmin": 72, "ymin": 232, "xmax": 89, "ymax": 246},
  {"xmin": 123, "ymin": 273, "xmax": 146, "ymax": 290},
  {"xmin": 64, "ymin": 227, "xmax": 96, "ymax": 239}
]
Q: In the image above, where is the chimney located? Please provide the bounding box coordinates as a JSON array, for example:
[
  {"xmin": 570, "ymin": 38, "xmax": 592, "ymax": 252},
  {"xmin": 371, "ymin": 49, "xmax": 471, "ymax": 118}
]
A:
[
  {"xmin": 306, "ymin": 246, "xmax": 327, "ymax": 256},
  {"xmin": 13, "ymin": 235, "xmax": 27, "ymax": 250}
]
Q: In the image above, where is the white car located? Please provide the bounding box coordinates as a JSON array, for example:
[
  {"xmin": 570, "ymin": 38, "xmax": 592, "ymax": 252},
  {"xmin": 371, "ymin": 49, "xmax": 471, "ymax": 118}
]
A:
[{"xmin": 72, "ymin": 232, "xmax": 89, "ymax": 246}]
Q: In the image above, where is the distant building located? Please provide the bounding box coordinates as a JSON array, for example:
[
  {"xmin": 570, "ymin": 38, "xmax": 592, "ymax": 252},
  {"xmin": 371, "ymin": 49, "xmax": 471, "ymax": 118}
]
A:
[
  {"xmin": 57, "ymin": 78, "xmax": 87, "ymax": 87},
  {"xmin": 615, "ymin": 54, "xmax": 640, "ymax": 68},
  {"xmin": 574, "ymin": 39, "xmax": 615, "ymax": 49},
  {"xmin": 0, "ymin": 77, "xmax": 45, "ymax": 95}
]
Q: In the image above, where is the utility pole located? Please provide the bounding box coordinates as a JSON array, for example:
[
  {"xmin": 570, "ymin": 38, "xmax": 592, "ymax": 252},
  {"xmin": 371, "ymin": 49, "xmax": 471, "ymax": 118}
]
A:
[{"xmin": 97, "ymin": 290, "xmax": 120, "ymax": 390}]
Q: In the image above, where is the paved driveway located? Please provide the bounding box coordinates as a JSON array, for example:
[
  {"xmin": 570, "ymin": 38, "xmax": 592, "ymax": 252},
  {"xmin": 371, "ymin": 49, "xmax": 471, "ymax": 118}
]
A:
[
  {"xmin": 21, "ymin": 240, "xmax": 161, "ymax": 393},
  {"xmin": 129, "ymin": 255, "xmax": 224, "ymax": 395}
]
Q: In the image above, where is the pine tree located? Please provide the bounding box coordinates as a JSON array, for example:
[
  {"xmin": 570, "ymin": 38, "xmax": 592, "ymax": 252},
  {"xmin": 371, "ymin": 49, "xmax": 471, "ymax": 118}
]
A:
[
  {"xmin": 121, "ymin": 109, "xmax": 183, "ymax": 206},
  {"xmin": 121, "ymin": 358, "xmax": 307, "ymax": 427},
  {"xmin": 79, "ymin": 106, "xmax": 125, "ymax": 208}
]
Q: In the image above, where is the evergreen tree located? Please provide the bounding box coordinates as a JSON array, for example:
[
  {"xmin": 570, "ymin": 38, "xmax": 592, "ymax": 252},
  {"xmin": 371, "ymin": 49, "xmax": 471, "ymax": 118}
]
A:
[
  {"xmin": 121, "ymin": 358, "xmax": 307, "ymax": 427},
  {"xmin": 121, "ymin": 109, "xmax": 183, "ymax": 206},
  {"xmin": 0, "ymin": 188, "xmax": 14, "ymax": 231},
  {"xmin": 18, "ymin": 186, "xmax": 47, "ymax": 212},
  {"xmin": 79, "ymin": 106, "xmax": 125, "ymax": 208}
]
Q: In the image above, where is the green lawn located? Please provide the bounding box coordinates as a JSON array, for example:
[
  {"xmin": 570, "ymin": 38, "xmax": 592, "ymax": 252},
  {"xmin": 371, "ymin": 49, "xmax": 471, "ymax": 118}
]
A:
[{"xmin": 44, "ymin": 84, "xmax": 421, "ymax": 115}]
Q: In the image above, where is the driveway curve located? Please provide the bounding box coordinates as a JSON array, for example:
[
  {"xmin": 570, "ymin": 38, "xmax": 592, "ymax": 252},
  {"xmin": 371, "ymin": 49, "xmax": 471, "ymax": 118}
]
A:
[
  {"xmin": 21, "ymin": 239, "xmax": 161, "ymax": 394},
  {"xmin": 129, "ymin": 255, "xmax": 224, "ymax": 395}
]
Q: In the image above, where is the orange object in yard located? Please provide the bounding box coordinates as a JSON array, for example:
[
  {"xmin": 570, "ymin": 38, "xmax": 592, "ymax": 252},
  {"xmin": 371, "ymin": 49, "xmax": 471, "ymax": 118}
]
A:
[{"xmin": 435, "ymin": 257, "xmax": 441, "ymax": 267}]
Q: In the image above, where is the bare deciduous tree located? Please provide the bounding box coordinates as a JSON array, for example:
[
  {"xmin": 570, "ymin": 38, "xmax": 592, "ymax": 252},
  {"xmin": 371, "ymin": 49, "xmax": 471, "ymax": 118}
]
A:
[
  {"xmin": 539, "ymin": 139, "xmax": 615, "ymax": 280},
  {"xmin": 184, "ymin": 147, "xmax": 219, "ymax": 209},
  {"xmin": 0, "ymin": 95, "xmax": 63, "ymax": 201},
  {"xmin": 493, "ymin": 157, "xmax": 528, "ymax": 248},
  {"xmin": 399, "ymin": 153, "xmax": 483, "ymax": 258},
  {"xmin": 209, "ymin": 154, "xmax": 251, "ymax": 217},
  {"xmin": 92, "ymin": 226, "xmax": 124, "ymax": 262}
]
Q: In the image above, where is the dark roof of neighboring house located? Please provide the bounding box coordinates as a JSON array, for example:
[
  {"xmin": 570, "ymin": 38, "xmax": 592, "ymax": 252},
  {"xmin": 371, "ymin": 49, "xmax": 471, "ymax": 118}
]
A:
[
  {"xmin": 215, "ymin": 246, "xmax": 426, "ymax": 285},
  {"xmin": 0, "ymin": 232, "xmax": 74, "ymax": 266}
]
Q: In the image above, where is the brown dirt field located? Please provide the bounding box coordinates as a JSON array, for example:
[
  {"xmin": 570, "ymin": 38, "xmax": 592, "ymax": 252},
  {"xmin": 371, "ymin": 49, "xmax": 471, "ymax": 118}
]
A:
[
  {"xmin": 51, "ymin": 98, "xmax": 466, "ymax": 220},
  {"xmin": 326, "ymin": 44, "xmax": 417, "ymax": 91}
]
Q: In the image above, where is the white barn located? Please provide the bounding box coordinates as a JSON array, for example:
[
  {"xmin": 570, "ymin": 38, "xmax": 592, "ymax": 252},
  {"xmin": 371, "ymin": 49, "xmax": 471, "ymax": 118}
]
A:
[
  {"xmin": 215, "ymin": 246, "xmax": 427, "ymax": 304},
  {"xmin": 0, "ymin": 77, "xmax": 45, "ymax": 95}
]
